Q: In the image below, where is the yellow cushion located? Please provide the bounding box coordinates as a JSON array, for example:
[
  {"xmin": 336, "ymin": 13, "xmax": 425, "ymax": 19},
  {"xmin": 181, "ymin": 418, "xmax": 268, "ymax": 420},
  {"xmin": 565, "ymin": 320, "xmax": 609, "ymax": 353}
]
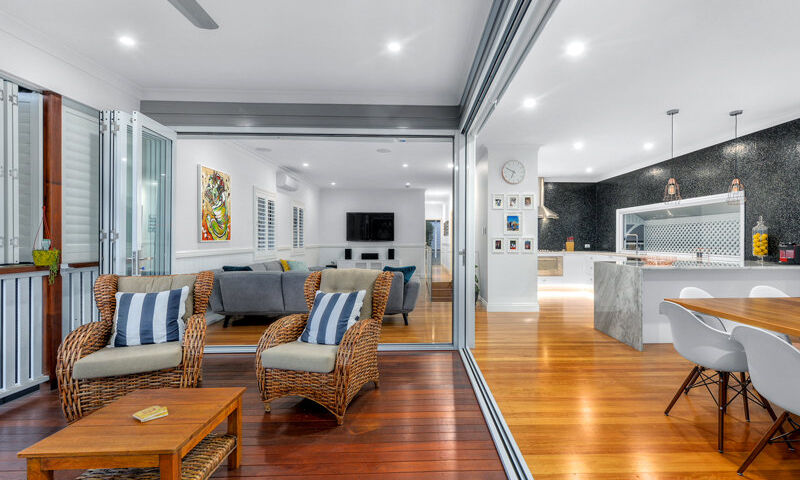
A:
[
  {"xmin": 280, "ymin": 259, "xmax": 290, "ymax": 271},
  {"xmin": 117, "ymin": 274, "xmax": 196, "ymax": 321},
  {"xmin": 319, "ymin": 268, "xmax": 381, "ymax": 320}
]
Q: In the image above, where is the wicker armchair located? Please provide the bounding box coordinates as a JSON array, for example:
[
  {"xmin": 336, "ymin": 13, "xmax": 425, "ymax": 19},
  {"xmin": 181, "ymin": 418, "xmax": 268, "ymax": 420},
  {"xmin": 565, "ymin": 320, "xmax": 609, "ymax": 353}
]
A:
[
  {"xmin": 255, "ymin": 270, "xmax": 393, "ymax": 425},
  {"xmin": 57, "ymin": 271, "xmax": 214, "ymax": 423}
]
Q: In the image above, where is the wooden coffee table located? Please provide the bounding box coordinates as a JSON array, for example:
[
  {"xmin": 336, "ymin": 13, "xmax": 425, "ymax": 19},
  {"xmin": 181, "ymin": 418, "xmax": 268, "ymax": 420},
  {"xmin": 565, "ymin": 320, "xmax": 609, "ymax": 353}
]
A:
[{"xmin": 18, "ymin": 387, "xmax": 245, "ymax": 480}]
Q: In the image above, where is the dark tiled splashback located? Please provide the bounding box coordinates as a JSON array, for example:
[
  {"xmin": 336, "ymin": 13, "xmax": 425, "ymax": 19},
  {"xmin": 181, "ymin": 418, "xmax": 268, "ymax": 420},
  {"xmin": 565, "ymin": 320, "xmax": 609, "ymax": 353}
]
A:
[{"xmin": 538, "ymin": 117, "xmax": 800, "ymax": 260}]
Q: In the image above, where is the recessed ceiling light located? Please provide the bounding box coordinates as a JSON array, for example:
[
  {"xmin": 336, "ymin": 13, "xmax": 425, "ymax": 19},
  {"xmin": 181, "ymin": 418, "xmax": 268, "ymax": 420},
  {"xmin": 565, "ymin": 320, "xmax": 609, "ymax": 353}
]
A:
[
  {"xmin": 643, "ymin": 142, "xmax": 654, "ymax": 151},
  {"xmin": 302, "ymin": 162, "xmax": 309, "ymax": 167},
  {"xmin": 405, "ymin": 182, "xmax": 411, "ymax": 187},
  {"xmin": 565, "ymin": 41, "xmax": 586, "ymax": 57},
  {"xmin": 585, "ymin": 167, "xmax": 593, "ymax": 173},
  {"xmin": 330, "ymin": 182, "xmax": 336, "ymax": 186},
  {"xmin": 118, "ymin": 36, "xmax": 136, "ymax": 47},
  {"xmin": 402, "ymin": 163, "xmax": 409, "ymax": 168},
  {"xmin": 522, "ymin": 97, "xmax": 537, "ymax": 109},
  {"xmin": 377, "ymin": 148, "xmax": 391, "ymax": 153},
  {"xmin": 447, "ymin": 163, "xmax": 454, "ymax": 169},
  {"xmin": 387, "ymin": 41, "xmax": 402, "ymax": 53},
  {"xmin": 573, "ymin": 141, "xmax": 584, "ymax": 150}
]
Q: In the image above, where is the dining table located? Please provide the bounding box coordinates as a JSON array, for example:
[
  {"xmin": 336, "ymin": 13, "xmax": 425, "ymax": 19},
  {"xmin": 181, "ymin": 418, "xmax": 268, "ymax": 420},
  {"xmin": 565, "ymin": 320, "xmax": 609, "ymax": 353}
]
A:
[{"xmin": 664, "ymin": 296, "xmax": 800, "ymax": 336}]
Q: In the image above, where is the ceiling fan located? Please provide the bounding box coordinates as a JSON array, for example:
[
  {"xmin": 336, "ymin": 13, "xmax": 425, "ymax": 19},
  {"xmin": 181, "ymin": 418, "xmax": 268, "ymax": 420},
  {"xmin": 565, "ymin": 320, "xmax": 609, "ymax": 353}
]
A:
[{"xmin": 167, "ymin": 0, "xmax": 219, "ymax": 29}]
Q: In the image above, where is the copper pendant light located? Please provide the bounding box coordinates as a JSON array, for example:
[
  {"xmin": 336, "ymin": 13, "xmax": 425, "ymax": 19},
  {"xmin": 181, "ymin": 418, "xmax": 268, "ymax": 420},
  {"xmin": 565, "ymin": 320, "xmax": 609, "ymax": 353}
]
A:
[
  {"xmin": 663, "ymin": 109, "xmax": 682, "ymax": 203},
  {"xmin": 727, "ymin": 109, "xmax": 746, "ymax": 205}
]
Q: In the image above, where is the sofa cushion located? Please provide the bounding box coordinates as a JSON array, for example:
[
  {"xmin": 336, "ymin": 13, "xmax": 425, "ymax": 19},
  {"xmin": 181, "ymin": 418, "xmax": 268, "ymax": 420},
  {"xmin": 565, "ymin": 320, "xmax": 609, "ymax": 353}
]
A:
[
  {"xmin": 383, "ymin": 265, "xmax": 416, "ymax": 283},
  {"xmin": 300, "ymin": 290, "xmax": 365, "ymax": 345},
  {"xmin": 385, "ymin": 272, "xmax": 404, "ymax": 314},
  {"xmin": 110, "ymin": 287, "xmax": 189, "ymax": 347},
  {"xmin": 282, "ymin": 271, "xmax": 311, "ymax": 313},
  {"xmin": 219, "ymin": 272, "xmax": 284, "ymax": 314},
  {"xmin": 222, "ymin": 265, "xmax": 252, "ymax": 272},
  {"xmin": 248, "ymin": 263, "xmax": 268, "ymax": 272},
  {"xmin": 118, "ymin": 275, "xmax": 196, "ymax": 321},
  {"xmin": 260, "ymin": 340, "xmax": 338, "ymax": 373},
  {"xmin": 287, "ymin": 260, "xmax": 309, "ymax": 272},
  {"xmin": 73, "ymin": 342, "xmax": 183, "ymax": 379},
  {"xmin": 264, "ymin": 260, "xmax": 284, "ymax": 272},
  {"xmin": 320, "ymin": 269, "xmax": 381, "ymax": 320}
]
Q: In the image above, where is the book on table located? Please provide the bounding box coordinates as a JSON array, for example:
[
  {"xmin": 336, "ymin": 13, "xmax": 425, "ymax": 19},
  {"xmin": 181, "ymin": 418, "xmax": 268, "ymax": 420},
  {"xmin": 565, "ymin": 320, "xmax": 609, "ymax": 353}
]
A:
[{"xmin": 133, "ymin": 405, "xmax": 169, "ymax": 423}]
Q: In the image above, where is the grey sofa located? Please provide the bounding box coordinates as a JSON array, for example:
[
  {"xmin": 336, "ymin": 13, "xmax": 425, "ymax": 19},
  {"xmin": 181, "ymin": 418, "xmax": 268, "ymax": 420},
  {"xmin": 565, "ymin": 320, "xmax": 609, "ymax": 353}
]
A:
[{"xmin": 209, "ymin": 261, "xmax": 420, "ymax": 325}]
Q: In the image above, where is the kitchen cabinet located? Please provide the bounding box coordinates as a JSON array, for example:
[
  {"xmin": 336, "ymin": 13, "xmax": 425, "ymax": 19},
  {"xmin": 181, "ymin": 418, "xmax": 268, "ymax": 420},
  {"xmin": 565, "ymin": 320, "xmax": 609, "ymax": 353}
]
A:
[{"xmin": 538, "ymin": 252, "xmax": 621, "ymax": 286}]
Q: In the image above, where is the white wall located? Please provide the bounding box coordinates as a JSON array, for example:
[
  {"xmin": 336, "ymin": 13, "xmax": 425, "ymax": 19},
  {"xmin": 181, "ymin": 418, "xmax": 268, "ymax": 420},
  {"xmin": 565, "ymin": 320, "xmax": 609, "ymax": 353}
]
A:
[
  {"xmin": 173, "ymin": 139, "xmax": 319, "ymax": 273},
  {"xmin": 485, "ymin": 144, "xmax": 539, "ymax": 312},
  {"xmin": 316, "ymin": 188, "xmax": 426, "ymax": 272},
  {"xmin": 0, "ymin": 15, "xmax": 140, "ymax": 110},
  {"xmin": 475, "ymin": 148, "xmax": 489, "ymax": 303}
]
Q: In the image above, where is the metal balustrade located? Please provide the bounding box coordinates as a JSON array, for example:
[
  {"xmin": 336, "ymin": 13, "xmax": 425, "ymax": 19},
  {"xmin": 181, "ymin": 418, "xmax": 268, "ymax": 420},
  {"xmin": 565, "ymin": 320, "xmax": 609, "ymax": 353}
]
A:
[{"xmin": 0, "ymin": 269, "xmax": 49, "ymax": 401}]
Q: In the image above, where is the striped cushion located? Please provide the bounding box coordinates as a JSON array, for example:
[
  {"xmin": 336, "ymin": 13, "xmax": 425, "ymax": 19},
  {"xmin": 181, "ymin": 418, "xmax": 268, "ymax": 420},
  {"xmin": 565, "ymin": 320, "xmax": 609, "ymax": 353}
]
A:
[
  {"xmin": 109, "ymin": 287, "xmax": 190, "ymax": 347},
  {"xmin": 300, "ymin": 290, "xmax": 366, "ymax": 345}
]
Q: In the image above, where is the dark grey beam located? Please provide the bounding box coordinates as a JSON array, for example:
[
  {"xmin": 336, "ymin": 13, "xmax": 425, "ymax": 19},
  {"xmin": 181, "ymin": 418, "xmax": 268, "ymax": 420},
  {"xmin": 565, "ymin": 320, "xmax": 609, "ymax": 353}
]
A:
[{"xmin": 139, "ymin": 100, "xmax": 460, "ymax": 130}]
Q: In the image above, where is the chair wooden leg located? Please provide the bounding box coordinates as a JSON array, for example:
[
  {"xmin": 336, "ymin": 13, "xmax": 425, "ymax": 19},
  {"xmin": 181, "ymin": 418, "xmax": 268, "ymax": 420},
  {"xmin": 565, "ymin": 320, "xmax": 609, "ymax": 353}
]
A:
[
  {"xmin": 665, "ymin": 365, "xmax": 700, "ymax": 416},
  {"xmin": 263, "ymin": 401, "xmax": 271, "ymax": 413},
  {"xmin": 740, "ymin": 372, "xmax": 750, "ymax": 422},
  {"xmin": 758, "ymin": 392, "xmax": 795, "ymax": 451},
  {"xmin": 738, "ymin": 411, "xmax": 790, "ymax": 475},
  {"xmin": 684, "ymin": 366, "xmax": 703, "ymax": 395},
  {"xmin": 718, "ymin": 371, "xmax": 730, "ymax": 453}
]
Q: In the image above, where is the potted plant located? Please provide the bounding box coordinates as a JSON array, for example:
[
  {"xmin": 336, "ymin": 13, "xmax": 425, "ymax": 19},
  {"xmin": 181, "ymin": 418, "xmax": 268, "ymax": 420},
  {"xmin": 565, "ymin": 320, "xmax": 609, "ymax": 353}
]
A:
[{"xmin": 32, "ymin": 206, "xmax": 59, "ymax": 284}]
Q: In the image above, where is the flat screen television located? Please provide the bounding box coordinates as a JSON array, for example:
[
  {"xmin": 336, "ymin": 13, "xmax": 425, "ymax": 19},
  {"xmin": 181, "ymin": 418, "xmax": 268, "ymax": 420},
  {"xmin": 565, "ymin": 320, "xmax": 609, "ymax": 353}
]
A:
[{"xmin": 346, "ymin": 212, "xmax": 394, "ymax": 241}]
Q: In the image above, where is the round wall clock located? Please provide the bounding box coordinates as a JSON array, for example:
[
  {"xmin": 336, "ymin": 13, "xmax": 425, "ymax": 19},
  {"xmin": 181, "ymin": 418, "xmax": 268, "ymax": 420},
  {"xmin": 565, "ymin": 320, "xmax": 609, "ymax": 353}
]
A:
[{"xmin": 501, "ymin": 159, "xmax": 525, "ymax": 184}]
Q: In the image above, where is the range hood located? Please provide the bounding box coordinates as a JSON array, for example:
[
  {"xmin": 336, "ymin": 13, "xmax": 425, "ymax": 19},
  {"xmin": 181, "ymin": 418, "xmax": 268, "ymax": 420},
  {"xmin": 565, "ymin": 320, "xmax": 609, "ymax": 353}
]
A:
[{"xmin": 537, "ymin": 178, "xmax": 559, "ymax": 219}]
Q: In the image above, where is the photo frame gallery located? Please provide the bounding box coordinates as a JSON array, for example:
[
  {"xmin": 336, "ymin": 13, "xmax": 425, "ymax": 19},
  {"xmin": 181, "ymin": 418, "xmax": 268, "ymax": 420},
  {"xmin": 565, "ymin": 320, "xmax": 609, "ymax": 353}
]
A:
[
  {"xmin": 521, "ymin": 193, "xmax": 535, "ymax": 210},
  {"xmin": 505, "ymin": 193, "xmax": 520, "ymax": 210},
  {"xmin": 504, "ymin": 211, "xmax": 522, "ymax": 235},
  {"xmin": 492, "ymin": 194, "xmax": 504, "ymax": 209},
  {"xmin": 492, "ymin": 237, "xmax": 505, "ymax": 253},
  {"xmin": 507, "ymin": 238, "xmax": 519, "ymax": 253},
  {"xmin": 521, "ymin": 237, "xmax": 534, "ymax": 253}
]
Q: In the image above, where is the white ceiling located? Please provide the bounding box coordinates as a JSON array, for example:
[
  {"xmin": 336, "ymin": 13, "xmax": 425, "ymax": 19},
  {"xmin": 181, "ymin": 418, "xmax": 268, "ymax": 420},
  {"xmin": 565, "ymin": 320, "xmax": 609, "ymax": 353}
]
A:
[
  {"xmin": 234, "ymin": 137, "xmax": 453, "ymax": 195},
  {"xmin": 479, "ymin": 0, "xmax": 800, "ymax": 181},
  {"xmin": 0, "ymin": 0, "xmax": 490, "ymax": 105}
]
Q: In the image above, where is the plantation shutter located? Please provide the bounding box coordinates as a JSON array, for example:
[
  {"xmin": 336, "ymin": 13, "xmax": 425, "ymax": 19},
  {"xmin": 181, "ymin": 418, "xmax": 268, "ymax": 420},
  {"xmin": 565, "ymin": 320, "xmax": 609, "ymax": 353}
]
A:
[
  {"xmin": 255, "ymin": 189, "xmax": 276, "ymax": 256},
  {"xmin": 267, "ymin": 198, "xmax": 275, "ymax": 251},
  {"xmin": 292, "ymin": 205, "xmax": 304, "ymax": 249}
]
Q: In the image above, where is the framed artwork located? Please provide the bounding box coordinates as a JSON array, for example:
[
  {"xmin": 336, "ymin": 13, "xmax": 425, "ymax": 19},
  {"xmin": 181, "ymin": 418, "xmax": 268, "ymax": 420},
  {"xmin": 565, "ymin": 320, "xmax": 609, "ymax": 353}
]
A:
[
  {"xmin": 507, "ymin": 238, "xmax": 519, "ymax": 253},
  {"xmin": 521, "ymin": 237, "xmax": 534, "ymax": 253},
  {"xmin": 200, "ymin": 165, "xmax": 232, "ymax": 241},
  {"xmin": 491, "ymin": 194, "xmax": 504, "ymax": 210},
  {"xmin": 492, "ymin": 237, "xmax": 505, "ymax": 253},
  {"xmin": 504, "ymin": 211, "xmax": 522, "ymax": 235},
  {"xmin": 505, "ymin": 194, "xmax": 520, "ymax": 210},
  {"xmin": 521, "ymin": 193, "xmax": 535, "ymax": 210}
]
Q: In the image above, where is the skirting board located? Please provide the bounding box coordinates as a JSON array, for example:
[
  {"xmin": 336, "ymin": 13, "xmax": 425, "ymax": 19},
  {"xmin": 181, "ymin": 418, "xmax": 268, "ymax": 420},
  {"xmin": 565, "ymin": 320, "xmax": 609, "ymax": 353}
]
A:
[{"xmin": 486, "ymin": 302, "xmax": 540, "ymax": 312}]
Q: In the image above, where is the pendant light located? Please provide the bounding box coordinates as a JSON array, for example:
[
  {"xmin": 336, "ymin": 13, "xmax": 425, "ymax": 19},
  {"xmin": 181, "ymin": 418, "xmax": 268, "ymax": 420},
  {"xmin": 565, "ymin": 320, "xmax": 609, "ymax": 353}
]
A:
[
  {"xmin": 663, "ymin": 109, "xmax": 682, "ymax": 203},
  {"xmin": 726, "ymin": 109, "xmax": 746, "ymax": 205}
]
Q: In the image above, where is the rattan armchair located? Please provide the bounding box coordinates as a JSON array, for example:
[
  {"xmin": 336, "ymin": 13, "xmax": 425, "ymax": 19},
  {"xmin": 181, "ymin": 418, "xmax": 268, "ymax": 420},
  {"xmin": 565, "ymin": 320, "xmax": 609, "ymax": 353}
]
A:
[
  {"xmin": 255, "ymin": 270, "xmax": 393, "ymax": 425},
  {"xmin": 56, "ymin": 271, "xmax": 214, "ymax": 423}
]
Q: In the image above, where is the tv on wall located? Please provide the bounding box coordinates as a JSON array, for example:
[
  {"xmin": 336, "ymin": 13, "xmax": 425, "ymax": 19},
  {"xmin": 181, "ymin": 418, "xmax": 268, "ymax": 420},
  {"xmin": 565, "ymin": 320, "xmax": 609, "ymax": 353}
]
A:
[{"xmin": 346, "ymin": 212, "xmax": 394, "ymax": 241}]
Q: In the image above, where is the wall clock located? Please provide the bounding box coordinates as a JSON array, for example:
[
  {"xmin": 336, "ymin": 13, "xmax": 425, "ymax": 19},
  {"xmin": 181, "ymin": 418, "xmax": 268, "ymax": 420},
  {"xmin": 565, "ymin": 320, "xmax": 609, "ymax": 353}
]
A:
[{"xmin": 502, "ymin": 159, "xmax": 525, "ymax": 184}]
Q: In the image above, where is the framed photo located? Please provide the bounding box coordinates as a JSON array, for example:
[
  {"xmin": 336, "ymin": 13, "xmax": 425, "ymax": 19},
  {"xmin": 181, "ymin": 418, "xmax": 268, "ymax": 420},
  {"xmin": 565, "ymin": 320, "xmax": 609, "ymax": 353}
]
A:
[
  {"xmin": 491, "ymin": 237, "xmax": 505, "ymax": 253},
  {"xmin": 491, "ymin": 194, "xmax": 504, "ymax": 210},
  {"xmin": 505, "ymin": 194, "xmax": 520, "ymax": 210},
  {"xmin": 521, "ymin": 237, "xmax": 534, "ymax": 253},
  {"xmin": 199, "ymin": 165, "xmax": 231, "ymax": 241},
  {"xmin": 504, "ymin": 211, "xmax": 522, "ymax": 235},
  {"xmin": 507, "ymin": 238, "xmax": 519, "ymax": 253},
  {"xmin": 521, "ymin": 193, "xmax": 535, "ymax": 210}
]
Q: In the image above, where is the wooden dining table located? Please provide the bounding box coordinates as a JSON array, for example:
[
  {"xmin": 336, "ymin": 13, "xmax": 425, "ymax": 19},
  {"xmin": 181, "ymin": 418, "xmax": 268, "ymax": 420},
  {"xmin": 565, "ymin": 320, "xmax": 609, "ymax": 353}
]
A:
[{"xmin": 665, "ymin": 296, "xmax": 800, "ymax": 336}]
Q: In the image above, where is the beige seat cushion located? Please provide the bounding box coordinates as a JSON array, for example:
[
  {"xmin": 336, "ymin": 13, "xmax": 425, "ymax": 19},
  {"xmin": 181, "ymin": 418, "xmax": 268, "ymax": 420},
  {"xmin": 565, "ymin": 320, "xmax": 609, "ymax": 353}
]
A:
[
  {"xmin": 260, "ymin": 340, "xmax": 339, "ymax": 374},
  {"xmin": 118, "ymin": 274, "xmax": 196, "ymax": 321},
  {"xmin": 72, "ymin": 342, "xmax": 183, "ymax": 379},
  {"xmin": 319, "ymin": 269, "xmax": 380, "ymax": 320}
]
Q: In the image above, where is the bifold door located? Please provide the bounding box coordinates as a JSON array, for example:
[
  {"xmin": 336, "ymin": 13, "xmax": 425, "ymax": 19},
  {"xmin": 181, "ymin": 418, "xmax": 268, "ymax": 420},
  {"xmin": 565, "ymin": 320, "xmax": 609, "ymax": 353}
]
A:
[{"xmin": 100, "ymin": 111, "xmax": 176, "ymax": 276}]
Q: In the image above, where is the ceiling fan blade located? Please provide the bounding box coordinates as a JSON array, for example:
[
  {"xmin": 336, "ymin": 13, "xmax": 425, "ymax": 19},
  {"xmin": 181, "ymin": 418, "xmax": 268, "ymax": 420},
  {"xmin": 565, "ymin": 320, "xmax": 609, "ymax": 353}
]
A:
[{"xmin": 167, "ymin": 0, "xmax": 219, "ymax": 29}]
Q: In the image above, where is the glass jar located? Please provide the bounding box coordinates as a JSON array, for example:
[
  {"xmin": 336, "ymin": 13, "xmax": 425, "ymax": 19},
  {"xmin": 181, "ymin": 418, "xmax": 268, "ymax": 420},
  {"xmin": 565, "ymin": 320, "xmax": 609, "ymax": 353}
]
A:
[{"xmin": 752, "ymin": 216, "xmax": 768, "ymax": 263}]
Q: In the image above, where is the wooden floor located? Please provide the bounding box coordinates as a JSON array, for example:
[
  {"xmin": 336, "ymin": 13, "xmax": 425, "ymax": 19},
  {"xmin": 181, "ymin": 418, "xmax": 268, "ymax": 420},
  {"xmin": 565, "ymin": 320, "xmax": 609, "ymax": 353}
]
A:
[
  {"xmin": 206, "ymin": 268, "xmax": 453, "ymax": 346},
  {"xmin": 473, "ymin": 286, "xmax": 800, "ymax": 479},
  {"xmin": 0, "ymin": 352, "xmax": 502, "ymax": 479}
]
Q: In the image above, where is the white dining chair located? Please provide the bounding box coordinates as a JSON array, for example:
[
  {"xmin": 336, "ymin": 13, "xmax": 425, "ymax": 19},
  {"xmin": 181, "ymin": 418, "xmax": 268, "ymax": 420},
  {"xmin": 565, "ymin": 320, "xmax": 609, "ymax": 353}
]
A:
[
  {"xmin": 679, "ymin": 287, "xmax": 727, "ymax": 331},
  {"xmin": 748, "ymin": 285, "xmax": 792, "ymax": 343},
  {"xmin": 731, "ymin": 325, "xmax": 800, "ymax": 475}
]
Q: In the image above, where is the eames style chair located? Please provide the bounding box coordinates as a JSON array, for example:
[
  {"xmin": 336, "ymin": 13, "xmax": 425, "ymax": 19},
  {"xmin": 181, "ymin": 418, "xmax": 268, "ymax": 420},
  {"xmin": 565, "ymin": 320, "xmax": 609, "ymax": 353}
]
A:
[
  {"xmin": 748, "ymin": 285, "xmax": 792, "ymax": 343},
  {"xmin": 732, "ymin": 325, "xmax": 800, "ymax": 475}
]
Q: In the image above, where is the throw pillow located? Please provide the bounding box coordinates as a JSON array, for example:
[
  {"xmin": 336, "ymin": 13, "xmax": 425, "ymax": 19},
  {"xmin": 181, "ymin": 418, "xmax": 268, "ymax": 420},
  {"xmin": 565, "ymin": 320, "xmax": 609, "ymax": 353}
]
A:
[
  {"xmin": 287, "ymin": 260, "xmax": 309, "ymax": 272},
  {"xmin": 300, "ymin": 290, "xmax": 366, "ymax": 345},
  {"xmin": 222, "ymin": 265, "xmax": 253, "ymax": 272},
  {"xmin": 280, "ymin": 259, "xmax": 290, "ymax": 271},
  {"xmin": 383, "ymin": 265, "xmax": 416, "ymax": 283},
  {"xmin": 110, "ymin": 287, "xmax": 190, "ymax": 347}
]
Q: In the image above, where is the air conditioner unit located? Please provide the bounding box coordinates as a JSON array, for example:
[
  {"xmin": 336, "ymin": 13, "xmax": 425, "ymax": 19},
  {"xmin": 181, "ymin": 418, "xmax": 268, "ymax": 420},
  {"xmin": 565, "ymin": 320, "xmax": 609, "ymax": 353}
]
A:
[{"xmin": 276, "ymin": 171, "xmax": 299, "ymax": 192}]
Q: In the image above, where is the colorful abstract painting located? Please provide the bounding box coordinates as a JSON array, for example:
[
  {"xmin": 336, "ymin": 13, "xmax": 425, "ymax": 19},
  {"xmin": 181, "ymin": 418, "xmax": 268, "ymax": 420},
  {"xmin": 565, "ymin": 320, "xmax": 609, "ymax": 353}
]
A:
[{"xmin": 200, "ymin": 165, "xmax": 231, "ymax": 241}]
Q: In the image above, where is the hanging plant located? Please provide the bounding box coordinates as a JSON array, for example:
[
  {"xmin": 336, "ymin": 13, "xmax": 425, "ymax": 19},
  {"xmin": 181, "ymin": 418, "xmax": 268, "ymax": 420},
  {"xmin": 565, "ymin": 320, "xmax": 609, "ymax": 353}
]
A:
[{"xmin": 32, "ymin": 205, "xmax": 59, "ymax": 285}]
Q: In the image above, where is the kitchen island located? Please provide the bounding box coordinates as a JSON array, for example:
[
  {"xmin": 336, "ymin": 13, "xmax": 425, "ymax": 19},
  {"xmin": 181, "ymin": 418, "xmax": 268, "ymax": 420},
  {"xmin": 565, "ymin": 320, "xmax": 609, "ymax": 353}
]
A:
[{"xmin": 594, "ymin": 260, "xmax": 800, "ymax": 350}]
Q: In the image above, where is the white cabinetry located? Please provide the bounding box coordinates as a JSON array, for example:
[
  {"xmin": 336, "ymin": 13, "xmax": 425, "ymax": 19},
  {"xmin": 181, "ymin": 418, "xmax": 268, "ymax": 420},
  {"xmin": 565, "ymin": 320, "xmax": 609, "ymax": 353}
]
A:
[
  {"xmin": 336, "ymin": 259, "xmax": 403, "ymax": 270},
  {"xmin": 538, "ymin": 253, "xmax": 620, "ymax": 286}
]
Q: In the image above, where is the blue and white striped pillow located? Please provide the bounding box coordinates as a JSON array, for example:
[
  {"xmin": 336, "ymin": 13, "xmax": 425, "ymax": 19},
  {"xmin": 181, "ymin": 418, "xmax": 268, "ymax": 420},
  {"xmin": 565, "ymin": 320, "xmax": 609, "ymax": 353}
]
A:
[
  {"xmin": 300, "ymin": 290, "xmax": 366, "ymax": 345},
  {"xmin": 109, "ymin": 287, "xmax": 190, "ymax": 347}
]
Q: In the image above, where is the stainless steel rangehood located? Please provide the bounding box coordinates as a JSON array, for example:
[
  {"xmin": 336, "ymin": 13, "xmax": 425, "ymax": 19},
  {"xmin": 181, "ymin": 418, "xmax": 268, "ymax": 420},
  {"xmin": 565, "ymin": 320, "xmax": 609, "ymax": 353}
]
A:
[{"xmin": 537, "ymin": 178, "xmax": 559, "ymax": 219}]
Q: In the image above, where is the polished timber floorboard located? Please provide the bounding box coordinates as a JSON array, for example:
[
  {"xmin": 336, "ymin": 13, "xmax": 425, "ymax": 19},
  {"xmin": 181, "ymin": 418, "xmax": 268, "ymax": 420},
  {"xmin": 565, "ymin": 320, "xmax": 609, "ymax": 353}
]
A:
[
  {"xmin": 473, "ymin": 287, "xmax": 800, "ymax": 479},
  {"xmin": 0, "ymin": 352, "xmax": 503, "ymax": 479}
]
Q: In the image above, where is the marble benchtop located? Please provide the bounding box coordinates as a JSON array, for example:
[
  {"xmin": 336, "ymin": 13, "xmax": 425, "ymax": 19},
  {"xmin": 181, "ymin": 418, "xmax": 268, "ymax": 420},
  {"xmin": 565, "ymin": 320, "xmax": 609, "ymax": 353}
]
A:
[{"xmin": 618, "ymin": 260, "xmax": 800, "ymax": 270}]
